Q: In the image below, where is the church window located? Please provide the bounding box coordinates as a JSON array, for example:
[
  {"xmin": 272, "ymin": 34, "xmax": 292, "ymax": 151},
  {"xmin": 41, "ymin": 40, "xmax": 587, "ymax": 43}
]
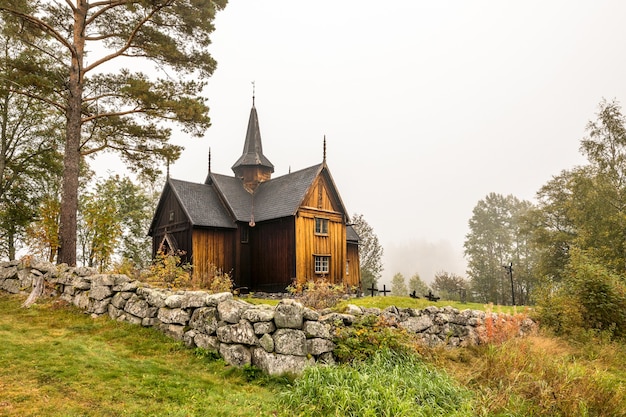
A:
[
  {"xmin": 315, "ymin": 217, "xmax": 329, "ymax": 235},
  {"xmin": 314, "ymin": 255, "xmax": 330, "ymax": 274}
]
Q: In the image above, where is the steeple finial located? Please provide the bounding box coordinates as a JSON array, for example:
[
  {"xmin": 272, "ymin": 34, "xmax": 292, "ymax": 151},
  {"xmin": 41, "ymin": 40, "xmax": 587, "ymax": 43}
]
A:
[
  {"xmin": 251, "ymin": 80, "xmax": 255, "ymax": 107},
  {"xmin": 166, "ymin": 156, "xmax": 170, "ymax": 179},
  {"xmin": 208, "ymin": 147, "xmax": 211, "ymax": 174},
  {"xmin": 323, "ymin": 135, "xmax": 327, "ymax": 163}
]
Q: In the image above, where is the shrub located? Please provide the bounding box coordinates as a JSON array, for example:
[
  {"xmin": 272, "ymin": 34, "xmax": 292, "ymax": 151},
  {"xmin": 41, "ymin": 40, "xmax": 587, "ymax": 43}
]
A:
[
  {"xmin": 536, "ymin": 248, "xmax": 626, "ymax": 339},
  {"xmin": 287, "ymin": 279, "xmax": 346, "ymax": 310},
  {"xmin": 141, "ymin": 250, "xmax": 191, "ymax": 289}
]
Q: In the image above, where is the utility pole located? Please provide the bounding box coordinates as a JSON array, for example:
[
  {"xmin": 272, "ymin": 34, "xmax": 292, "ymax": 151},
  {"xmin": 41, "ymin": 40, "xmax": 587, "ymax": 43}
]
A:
[{"xmin": 503, "ymin": 262, "xmax": 515, "ymax": 306}]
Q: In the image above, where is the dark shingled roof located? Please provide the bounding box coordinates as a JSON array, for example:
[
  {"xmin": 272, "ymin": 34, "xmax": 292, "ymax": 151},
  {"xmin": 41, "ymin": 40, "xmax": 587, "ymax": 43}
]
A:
[
  {"xmin": 208, "ymin": 163, "xmax": 323, "ymax": 223},
  {"xmin": 231, "ymin": 106, "xmax": 274, "ymax": 172},
  {"xmin": 347, "ymin": 225, "xmax": 359, "ymax": 243},
  {"xmin": 168, "ymin": 178, "xmax": 235, "ymax": 228}
]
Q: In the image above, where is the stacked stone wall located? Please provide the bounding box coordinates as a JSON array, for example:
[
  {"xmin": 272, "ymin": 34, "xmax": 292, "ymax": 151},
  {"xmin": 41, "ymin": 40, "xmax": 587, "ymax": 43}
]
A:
[{"xmin": 0, "ymin": 260, "xmax": 534, "ymax": 375}]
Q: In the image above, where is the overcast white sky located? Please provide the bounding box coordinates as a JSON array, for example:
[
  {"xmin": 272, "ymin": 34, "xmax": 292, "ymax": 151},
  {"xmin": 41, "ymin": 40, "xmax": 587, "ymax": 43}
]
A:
[{"xmin": 154, "ymin": 1, "xmax": 626, "ymax": 285}]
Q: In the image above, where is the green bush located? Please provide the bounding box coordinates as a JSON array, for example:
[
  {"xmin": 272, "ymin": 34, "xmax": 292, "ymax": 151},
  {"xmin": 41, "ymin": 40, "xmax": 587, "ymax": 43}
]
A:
[{"xmin": 536, "ymin": 248, "xmax": 626, "ymax": 339}]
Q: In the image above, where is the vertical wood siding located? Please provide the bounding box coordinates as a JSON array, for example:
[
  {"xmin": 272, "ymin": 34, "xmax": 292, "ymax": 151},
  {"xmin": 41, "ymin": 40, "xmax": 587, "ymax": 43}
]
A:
[
  {"xmin": 250, "ymin": 218, "xmax": 295, "ymax": 291},
  {"xmin": 191, "ymin": 228, "xmax": 236, "ymax": 282}
]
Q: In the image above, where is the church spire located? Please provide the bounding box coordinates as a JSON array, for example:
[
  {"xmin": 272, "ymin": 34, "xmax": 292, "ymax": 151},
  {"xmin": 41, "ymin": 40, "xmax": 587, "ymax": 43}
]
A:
[{"xmin": 231, "ymin": 93, "xmax": 274, "ymax": 192}]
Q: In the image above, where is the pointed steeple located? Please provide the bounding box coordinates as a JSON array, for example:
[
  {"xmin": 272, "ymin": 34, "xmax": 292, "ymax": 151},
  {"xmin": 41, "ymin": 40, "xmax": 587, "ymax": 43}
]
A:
[{"xmin": 231, "ymin": 98, "xmax": 274, "ymax": 192}]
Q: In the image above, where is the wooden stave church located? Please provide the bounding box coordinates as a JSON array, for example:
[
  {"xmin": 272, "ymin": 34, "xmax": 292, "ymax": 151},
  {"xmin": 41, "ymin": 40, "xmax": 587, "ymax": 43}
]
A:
[{"xmin": 148, "ymin": 101, "xmax": 360, "ymax": 292}]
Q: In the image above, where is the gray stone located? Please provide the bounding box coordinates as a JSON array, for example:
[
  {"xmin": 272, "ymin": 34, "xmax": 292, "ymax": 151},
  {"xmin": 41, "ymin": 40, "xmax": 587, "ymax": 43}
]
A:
[
  {"xmin": 183, "ymin": 330, "xmax": 197, "ymax": 348},
  {"xmin": 159, "ymin": 323, "xmax": 186, "ymax": 340},
  {"xmin": 115, "ymin": 281, "xmax": 139, "ymax": 292},
  {"xmin": 72, "ymin": 266, "xmax": 97, "ymax": 277},
  {"xmin": 141, "ymin": 317, "xmax": 159, "ymax": 327},
  {"xmin": 241, "ymin": 306, "xmax": 275, "ymax": 322},
  {"xmin": 0, "ymin": 266, "xmax": 17, "ymax": 280},
  {"xmin": 274, "ymin": 299, "xmax": 304, "ymax": 329},
  {"xmin": 125, "ymin": 295, "xmax": 158, "ymax": 319},
  {"xmin": 306, "ymin": 338, "xmax": 335, "ymax": 355},
  {"xmin": 189, "ymin": 307, "xmax": 218, "ymax": 334},
  {"xmin": 302, "ymin": 307, "xmax": 320, "ymax": 321},
  {"xmin": 110, "ymin": 293, "xmax": 128, "ymax": 309},
  {"xmin": 399, "ymin": 315, "xmax": 434, "ymax": 333},
  {"xmin": 220, "ymin": 344, "xmax": 251, "ymax": 367},
  {"xmin": 303, "ymin": 321, "xmax": 331, "ymax": 339},
  {"xmin": 217, "ymin": 299, "xmax": 250, "ymax": 324},
  {"xmin": 259, "ymin": 333, "xmax": 274, "ymax": 352},
  {"xmin": 205, "ymin": 292, "xmax": 233, "ymax": 306},
  {"xmin": 137, "ymin": 287, "xmax": 168, "ymax": 308},
  {"xmin": 121, "ymin": 314, "xmax": 143, "ymax": 326},
  {"xmin": 343, "ymin": 304, "xmax": 363, "ymax": 316},
  {"xmin": 88, "ymin": 298, "xmax": 111, "ymax": 315},
  {"xmin": 180, "ymin": 291, "xmax": 213, "ymax": 308},
  {"xmin": 216, "ymin": 320, "xmax": 258, "ymax": 345},
  {"xmin": 165, "ymin": 294, "xmax": 185, "ymax": 308},
  {"xmin": 158, "ymin": 307, "xmax": 190, "ymax": 325},
  {"xmin": 91, "ymin": 274, "xmax": 116, "ymax": 287},
  {"xmin": 251, "ymin": 348, "xmax": 313, "ymax": 376},
  {"xmin": 253, "ymin": 321, "xmax": 276, "ymax": 335},
  {"xmin": 73, "ymin": 292, "xmax": 90, "ymax": 309},
  {"xmin": 194, "ymin": 334, "xmax": 220, "ymax": 351},
  {"xmin": 319, "ymin": 312, "xmax": 355, "ymax": 326},
  {"xmin": 0, "ymin": 279, "xmax": 20, "ymax": 294},
  {"xmin": 317, "ymin": 352, "xmax": 336, "ymax": 365},
  {"xmin": 273, "ymin": 328, "xmax": 306, "ymax": 356},
  {"xmin": 89, "ymin": 285, "xmax": 113, "ymax": 301},
  {"xmin": 73, "ymin": 278, "xmax": 92, "ymax": 290},
  {"xmin": 108, "ymin": 304, "xmax": 123, "ymax": 320}
]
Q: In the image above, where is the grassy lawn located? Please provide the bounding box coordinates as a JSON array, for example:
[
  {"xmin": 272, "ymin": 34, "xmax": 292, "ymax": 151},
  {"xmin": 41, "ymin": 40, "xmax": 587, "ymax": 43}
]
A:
[
  {"xmin": 0, "ymin": 294, "xmax": 282, "ymax": 417},
  {"xmin": 2, "ymin": 292, "xmax": 625, "ymax": 416}
]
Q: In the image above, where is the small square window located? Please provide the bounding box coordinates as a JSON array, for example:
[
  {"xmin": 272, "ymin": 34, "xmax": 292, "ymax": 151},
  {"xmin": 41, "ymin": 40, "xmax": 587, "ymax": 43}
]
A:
[
  {"xmin": 315, "ymin": 218, "xmax": 329, "ymax": 235},
  {"xmin": 314, "ymin": 256, "xmax": 330, "ymax": 274},
  {"xmin": 169, "ymin": 211, "xmax": 175, "ymax": 222}
]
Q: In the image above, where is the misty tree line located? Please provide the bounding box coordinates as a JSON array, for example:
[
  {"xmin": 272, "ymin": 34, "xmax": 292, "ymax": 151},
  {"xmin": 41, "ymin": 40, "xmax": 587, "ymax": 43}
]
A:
[{"xmin": 463, "ymin": 99, "xmax": 626, "ymax": 337}]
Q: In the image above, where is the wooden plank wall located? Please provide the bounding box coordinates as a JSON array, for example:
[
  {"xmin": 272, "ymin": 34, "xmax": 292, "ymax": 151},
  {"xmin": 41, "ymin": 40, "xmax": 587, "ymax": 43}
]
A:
[
  {"xmin": 346, "ymin": 243, "xmax": 361, "ymax": 289},
  {"xmin": 191, "ymin": 228, "xmax": 236, "ymax": 283},
  {"xmin": 249, "ymin": 218, "xmax": 295, "ymax": 291}
]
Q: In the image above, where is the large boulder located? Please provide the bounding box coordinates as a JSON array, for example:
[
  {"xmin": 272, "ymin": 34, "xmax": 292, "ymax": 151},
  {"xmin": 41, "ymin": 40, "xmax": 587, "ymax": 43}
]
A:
[
  {"xmin": 273, "ymin": 328, "xmax": 306, "ymax": 356},
  {"xmin": 251, "ymin": 348, "xmax": 313, "ymax": 376},
  {"xmin": 189, "ymin": 307, "xmax": 219, "ymax": 335},
  {"xmin": 216, "ymin": 320, "xmax": 258, "ymax": 346},
  {"xmin": 274, "ymin": 299, "xmax": 304, "ymax": 329}
]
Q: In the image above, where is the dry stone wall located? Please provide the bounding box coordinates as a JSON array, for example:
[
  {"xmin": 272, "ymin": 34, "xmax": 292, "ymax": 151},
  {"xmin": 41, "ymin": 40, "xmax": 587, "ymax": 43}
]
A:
[{"xmin": 0, "ymin": 260, "xmax": 534, "ymax": 375}]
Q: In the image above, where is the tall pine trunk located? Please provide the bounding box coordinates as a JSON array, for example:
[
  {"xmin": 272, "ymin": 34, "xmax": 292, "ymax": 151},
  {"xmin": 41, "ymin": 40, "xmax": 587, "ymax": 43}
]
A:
[{"xmin": 57, "ymin": 1, "xmax": 86, "ymax": 266}]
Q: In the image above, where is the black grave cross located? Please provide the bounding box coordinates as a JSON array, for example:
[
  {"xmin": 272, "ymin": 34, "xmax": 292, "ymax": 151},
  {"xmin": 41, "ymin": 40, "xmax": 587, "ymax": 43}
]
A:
[
  {"xmin": 367, "ymin": 283, "xmax": 378, "ymax": 297},
  {"xmin": 379, "ymin": 285, "xmax": 391, "ymax": 296}
]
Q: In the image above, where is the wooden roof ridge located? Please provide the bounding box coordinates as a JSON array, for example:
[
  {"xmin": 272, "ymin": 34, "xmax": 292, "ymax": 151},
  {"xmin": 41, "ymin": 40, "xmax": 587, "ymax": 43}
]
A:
[{"xmin": 231, "ymin": 104, "xmax": 274, "ymax": 173}]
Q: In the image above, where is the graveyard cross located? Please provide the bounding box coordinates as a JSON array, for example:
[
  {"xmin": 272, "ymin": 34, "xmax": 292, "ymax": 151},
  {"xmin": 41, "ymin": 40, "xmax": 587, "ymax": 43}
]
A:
[
  {"xmin": 379, "ymin": 285, "xmax": 391, "ymax": 296},
  {"xmin": 367, "ymin": 283, "xmax": 379, "ymax": 297}
]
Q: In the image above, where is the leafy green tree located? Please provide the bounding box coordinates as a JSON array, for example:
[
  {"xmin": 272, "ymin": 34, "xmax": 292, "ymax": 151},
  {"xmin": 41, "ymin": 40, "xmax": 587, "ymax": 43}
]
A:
[
  {"xmin": 0, "ymin": 18, "xmax": 64, "ymax": 260},
  {"xmin": 432, "ymin": 271, "xmax": 468, "ymax": 301},
  {"xmin": 0, "ymin": 0, "xmax": 226, "ymax": 266},
  {"xmin": 464, "ymin": 193, "xmax": 536, "ymax": 304},
  {"xmin": 408, "ymin": 272, "xmax": 429, "ymax": 297},
  {"xmin": 78, "ymin": 174, "xmax": 155, "ymax": 271},
  {"xmin": 351, "ymin": 213, "xmax": 384, "ymax": 292},
  {"xmin": 391, "ymin": 272, "xmax": 407, "ymax": 296}
]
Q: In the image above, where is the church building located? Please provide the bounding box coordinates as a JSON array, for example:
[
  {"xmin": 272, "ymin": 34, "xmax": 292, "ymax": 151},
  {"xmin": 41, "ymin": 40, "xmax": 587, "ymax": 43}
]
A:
[{"xmin": 148, "ymin": 100, "xmax": 360, "ymax": 292}]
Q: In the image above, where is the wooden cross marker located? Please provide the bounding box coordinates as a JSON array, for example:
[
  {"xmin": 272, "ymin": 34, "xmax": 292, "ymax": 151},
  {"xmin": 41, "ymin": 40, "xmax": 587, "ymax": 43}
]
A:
[
  {"xmin": 379, "ymin": 285, "xmax": 391, "ymax": 297},
  {"xmin": 367, "ymin": 283, "xmax": 378, "ymax": 297}
]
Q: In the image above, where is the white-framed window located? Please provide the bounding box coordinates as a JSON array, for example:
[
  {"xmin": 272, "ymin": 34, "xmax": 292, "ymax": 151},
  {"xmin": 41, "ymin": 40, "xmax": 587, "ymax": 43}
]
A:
[
  {"xmin": 314, "ymin": 255, "xmax": 330, "ymax": 274},
  {"xmin": 346, "ymin": 260, "xmax": 350, "ymax": 275},
  {"xmin": 315, "ymin": 217, "xmax": 329, "ymax": 235}
]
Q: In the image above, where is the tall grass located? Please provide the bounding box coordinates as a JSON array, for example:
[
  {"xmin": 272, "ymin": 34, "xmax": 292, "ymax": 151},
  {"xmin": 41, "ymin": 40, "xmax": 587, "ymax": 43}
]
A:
[{"xmin": 278, "ymin": 349, "xmax": 475, "ymax": 417}]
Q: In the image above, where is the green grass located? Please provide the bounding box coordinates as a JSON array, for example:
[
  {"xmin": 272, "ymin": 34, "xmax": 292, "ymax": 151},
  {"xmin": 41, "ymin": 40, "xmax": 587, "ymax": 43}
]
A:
[
  {"xmin": 278, "ymin": 349, "xmax": 475, "ymax": 416},
  {"xmin": 0, "ymin": 294, "xmax": 282, "ymax": 417},
  {"xmin": 2, "ymin": 293, "xmax": 624, "ymax": 417},
  {"xmin": 336, "ymin": 295, "xmax": 526, "ymax": 314}
]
